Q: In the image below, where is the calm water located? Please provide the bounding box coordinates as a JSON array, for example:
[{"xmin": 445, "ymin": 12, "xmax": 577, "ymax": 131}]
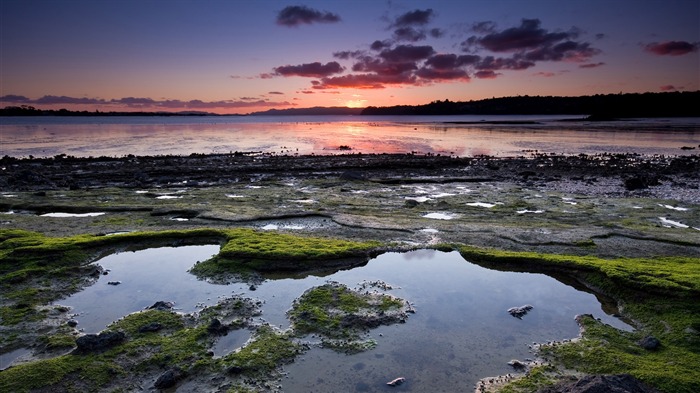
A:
[
  {"xmin": 50, "ymin": 246, "xmax": 630, "ymax": 392},
  {"xmin": 1, "ymin": 115, "xmax": 698, "ymax": 158}
]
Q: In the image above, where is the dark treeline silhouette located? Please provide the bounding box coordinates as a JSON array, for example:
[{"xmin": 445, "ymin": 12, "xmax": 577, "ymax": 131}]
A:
[
  {"xmin": 0, "ymin": 105, "xmax": 235, "ymax": 117},
  {"xmin": 361, "ymin": 91, "xmax": 700, "ymax": 118}
]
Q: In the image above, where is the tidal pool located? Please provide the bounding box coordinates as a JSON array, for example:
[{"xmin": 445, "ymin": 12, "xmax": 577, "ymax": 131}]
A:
[{"xmin": 54, "ymin": 247, "xmax": 630, "ymax": 392}]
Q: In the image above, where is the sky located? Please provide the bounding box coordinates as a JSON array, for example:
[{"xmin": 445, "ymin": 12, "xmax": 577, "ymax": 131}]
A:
[{"xmin": 1, "ymin": 0, "xmax": 698, "ymax": 114}]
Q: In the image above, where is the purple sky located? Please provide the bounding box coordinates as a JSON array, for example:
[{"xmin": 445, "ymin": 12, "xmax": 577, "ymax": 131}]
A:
[{"xmin": 1, "ymin": 0, "xmax": 698, "ymax": 113}]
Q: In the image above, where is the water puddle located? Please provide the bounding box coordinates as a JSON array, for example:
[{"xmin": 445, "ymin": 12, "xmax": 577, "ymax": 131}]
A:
[
  {"xmin": 0, "ymin": 347, "xmax": 31, "ymax": 370},
  {"xmin": 659, "ymin": 217, "xmax": 689, "ymax": 228},
  {"xmin": 658, "ymin": 204, "xmax": 689, "ymax": 211},
  {"xmin": 517, "ymin": 209, "xmax": 545, "ymax": 214},
  {"xmin": 422, "ymin": 212, "xmax": 456, "ymax": 220},
  {"xmin": 40, "ymin": 212, "xmax": 106, "ymax": 218},
  {"xmin": 52, "ymin": 247, "xmax": 631, "ymax": 391},
  {"xmin": 466, "ymin": 202, "xmax": 502, "ymax": 208}
]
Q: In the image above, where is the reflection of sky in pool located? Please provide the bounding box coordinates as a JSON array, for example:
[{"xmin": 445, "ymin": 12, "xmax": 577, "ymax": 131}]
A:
[{"xmin": 53, "ymin": 246, "xmax": 631, "ymax": 391}]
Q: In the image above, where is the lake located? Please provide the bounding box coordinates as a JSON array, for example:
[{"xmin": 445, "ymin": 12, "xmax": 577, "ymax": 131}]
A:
[{"xmin": 1, "ymin": 115, "xmax": 699, "ymax": 158}]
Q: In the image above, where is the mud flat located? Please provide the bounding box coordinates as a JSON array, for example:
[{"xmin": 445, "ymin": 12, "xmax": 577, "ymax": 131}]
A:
[{"xmin": 1, "ymin": 152, "xmax": 699, "ymax": 392}]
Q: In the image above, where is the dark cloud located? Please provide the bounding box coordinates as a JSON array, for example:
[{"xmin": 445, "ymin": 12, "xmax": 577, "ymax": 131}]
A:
[
  {"xmin": 34, "ymin": 95, "xmax": 107, "ymax": 105},
  {"xmin": 313, "ymin": 73, "xmax": 417, "ymax": 89},
  {"xmin": 393, "ymin": 27, "xmax": 426, "ymax": 42},
  {"xmin": 268, "ymin": 91, "xmax": 284, "ymax": 95},
  {"xmin": 276, "ymin": 5, "xmax": 340, "ymax": 27},
  {"xmin": 474, "ymin": 70, "xmax": 499, "ymax": 79},
  {"xmin": 425, "ymin": 54, "xmax": 479, "ymax": 69},
  {"xmin": 379, "ymin": 44, "xmax": 435, "ymax": 62},
  {"xmin": 352, "ymin": 57, "xmax": 418, "ymax": 76},
  {"xmin": 273, "ymin": 61, "xmax": 344, "ymax": 77},
  {"xmin": 579, "ymin": 62, "xmax": 605, "ymax": 68},
  {"xmin": 333, "ymin": 50, "xmax": 364, "ymax": 59},
  {"xmin": 471, "ymin": 21, "xmax": 496, "ymax": 34},
  {"xmin": 370, "ymin": 40, "xmax": 391, "ymax": 51},
  {"xmin": 0, "ymin": 94, "xmax": 31, "ymax": 103},
  {"xmin": 429, "ymin": 28, "xmax": 444, "ymax": 38},
  {"xmin": 392, "ymin": 9, "xmax": 434, "ymax": 27},
  {"xmin": 644, "ymin": 41, "xmax": 699, "ymax": 56},
  {"xmin": 660, "ymin": 85, "xmax": 678, "ymax": 91},
  {"xmin": 533, "ymin": 71, "xmax": 557, "ymax": 77},
  {"xmin": 523, "ymin": 41, "xmax": 600, "ymax": 62},
  {"xmin": 415, "ymin": 67, "xmax": 469, "ymax": 81},
  {"xmin": 471, "ymin": 19, "xmax": 571, "ymax": 52},
  {"xmin": 2, "ymin": 95, "xmax": 290, "ymax": 109},
  {"xmin": 475, "ymin": 56, "xmax": 535, "ymax": 71},
  {"xmin": 239, "ymin": 96, "xmax": 258, "ymax": 101}
]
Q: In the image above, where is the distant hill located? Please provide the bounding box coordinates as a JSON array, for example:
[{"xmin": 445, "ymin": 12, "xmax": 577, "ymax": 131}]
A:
[
  {"xmin": 248, "ymin": 106, "xmax": 364, "ymax": 116},
  {"xmin": 0, "ymin": 107, "xmax": 240, "ymax": 117},
  {"xmin": 361, "ymin": 91, "xmax": 700, "ymax": 118}
]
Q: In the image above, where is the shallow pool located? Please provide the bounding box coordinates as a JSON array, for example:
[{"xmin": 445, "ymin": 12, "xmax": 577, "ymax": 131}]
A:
[{"xmin": 52, "ymin": 246, "xmax": 630, "ymax": 392}]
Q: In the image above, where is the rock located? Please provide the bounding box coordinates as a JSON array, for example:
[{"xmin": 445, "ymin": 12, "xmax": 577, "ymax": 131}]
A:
[
  {"xmin": 624, "ymin": 175, "xmax": 660, "ymax": 191},
  {"xmin": 536, "ymin": 374, "xmax": 661, "ymax": 393},
  {"xmin": 75, "ymin": 331, "xmax": 125, "ymax": 353},
  {"xmin": 387, "ymin": 377, "xmax": 405, "ymax": 386},
  {"xmin": 340, "ymin": 170, "xmax": 365, "ymax": 181},
  {"xmin": 138, "ymin": 322, "xmax": 163, "ymax": 333},
  {"xmin": 404, "ymin": 199, "xmax": 419, "ymax": 208},
  {"xmin": 148, "ymin": 301, "xmax": 175, "ymax": 311},
  {"xmin": 508, "ymin": 305, "xmax": 533, "ymax": 319},
  {"xmin": 507, "ymin": 359, "xmax": 526, "ymax": 370},
  {"xmin": 207, "ymin": 318, "xmax": 229, "ymax": 335},
  {"xmin": 67, "ymin": 319, "xmax": 78, "ymax": 327},
  {"xmin": 107, "ymin": 281, "xmax": 121, "ymax": 286},
  {"xmin": 153, "ymin": 367, "xmax": 185, "ymax": 390},
  {"xmin": 227, "ymin": 365, "xmax": 244, "ymax": 374},
  {"xmin": 637, "ymin": 335, "xmax": 661, "ymax": 350}
]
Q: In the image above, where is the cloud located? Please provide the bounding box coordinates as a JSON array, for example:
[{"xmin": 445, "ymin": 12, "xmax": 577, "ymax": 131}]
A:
[
  {"xmin": 0, "ymin": 94, "xmax": 31, "ymax": 103},
  {"xmin": 660, "ymin": 85, "xmax": 679, "ymax": 91},
  {"xmin": 370, "ymin": 40, "xmax": 391, "ymax": 51},
  {"xmin": 393, "ymin": 27, "xmax": 426, "ymax": 42},
  {"xmin": 533, "ymin": 72, "xmax": 557, "ymax": 77},
  {"xmin": 276, "ymin": 5, "xmax": 340, "ymax": 27},
  {"xmin": 379, "ymin": 44, "xmax": 435, "ymax": 62},
  {"xmin": 429, "ymin": 28, "xmax": 444, "ymax": 38},
  {"xmin": 579, "ymin": 62, "xmax": 605, "ymax": 68},
  {"xmin": 313, "ymin": 73, "xmax": 417, "ymax": 89},
  {"xmin": 273, "ymin": 61, "xmax": 344, "ymax": 77},
  {"xmin": 424, "ymin": 54, "xmax": 479, "ymax": 69},
  {"xmin": 415, "ymin": 67, "xmax": 470, "ymax": 81},
  {"xmin": 352, "ymin": 57, "xmax": 418, "ymax": 76},
  {"xmin": 1, "ymin": 95, "xmax": 291, "ymax": 110},
  {"xmin": 268, "ymin": 91, "xmax": 284, "ymax": 95},
  {"xmin": 333, "ymin": 50, "xmax": 365, "ymax": 59},
  {"xmin": 644, "ymin": 41, "xmax": 699, "ymax": 56},
  {"xmin": 392, "ymin": 9, "xmax": 434, "ymax": 27},
  {"xmin": 468, "ymin": 19, "xmax": 572, "ymax": 52},
  {"xmin": 474, "ymin": 70, "xmax": 500, "ymax": 79},
  {"xmin": 471, "ymin": 21, "xmax": 497, "ymax": 34}
]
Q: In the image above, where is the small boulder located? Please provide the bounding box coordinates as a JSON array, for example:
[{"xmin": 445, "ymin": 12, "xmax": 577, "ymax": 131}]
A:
[
  {"xmin": 508, "ymin": 305, "xmax": 533, "ymax": 319},
  {"xmin": 75, "ymin": 331, "xmax": 125, "ymax": 353},
  {"xmin": 148, "ymin": 301, "xmax": 175, "ymax": 311},
  {"xmin": 207, "ymin": 318, "xmax": 229, "ymax": 335},
  {"xmin": 637, "ymin": 335, "xmax": 661, "ymax": 351},
  {"xmin": 387, "ymin": 377, "xmax": 405, "ymax": 386},
  {"xmin": 154, "ymin": 367, "xmax": 185, "ymax": 390},
  {"xmin": 67, "ymin": 319, "xmax": 78, "ymax": 328}
]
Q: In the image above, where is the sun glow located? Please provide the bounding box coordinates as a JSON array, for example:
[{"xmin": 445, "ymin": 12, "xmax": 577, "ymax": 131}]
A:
[{"xmin": 345, "ymin": 99, "xmax": 366, "ymax": 108}]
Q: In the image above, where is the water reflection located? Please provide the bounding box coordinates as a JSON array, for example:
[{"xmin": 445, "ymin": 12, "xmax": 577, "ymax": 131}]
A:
[
  {"xmin": 54, "ymin": 246, "xmax": 631, "ymax": 392},
  {"xmin": 2, "ymin": 116, "xmax": 698, "ymax": 158}
]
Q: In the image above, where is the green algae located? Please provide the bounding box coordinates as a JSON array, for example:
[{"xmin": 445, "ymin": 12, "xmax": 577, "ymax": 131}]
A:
[
  {"xmin": 287, "ymin": 282, "xmax": 407, "ymax": 351},
  {"xmin": 222, "ymin": 325, "xmax": 303, "ymax": 375}
]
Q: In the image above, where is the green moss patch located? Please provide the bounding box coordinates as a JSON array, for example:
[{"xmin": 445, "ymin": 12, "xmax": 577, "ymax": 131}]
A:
[
  {"xmin": 288, "ymin": 282, "xmax": 408, "ymax": 351},
  {"xmin": 222, "ymin": 325, "xmax": 303, "ymax": 375}
]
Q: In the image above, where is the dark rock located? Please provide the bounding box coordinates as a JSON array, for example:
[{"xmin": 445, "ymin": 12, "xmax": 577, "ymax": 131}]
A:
[
  {"xmin": 67, "ymin": 319, "xmax": 78, "ymax": 328},
  {"xmin": 138, "ymin": 322, "xmax": 163, "ymax": 333},
  {"xmin": 207, "ymin": 318, "xmax": 229, "ymax": 335},
  {"xmin": 33, "ymin": 191, "xmax": 47, "ymax": 197},
  {"xmin": 536, "ymin": 374, "xmax": 661, "ymax": 393},
  {"xmin": 508, "ymin": 305, "xmax": 533, "ymax": 319},
  {"xmin": 107, "ymin": 281, "xmax": 121, "ymax": 285},
  {"xmin": 340, "ymin": 170, "xmax": 365, "ymax": 181},
  {"xmin": 227, "ymin": 365, "xmax": 244, "ymax": 374},
  {"xmin": 153, "ymin": 367, "xmax": 185, "ymax": 390},
  {"xmin": 507, "ymin": 359, "xmax": 526, "ymax": 370},
  {"xmin": 624, "ymin": 175, "xmax": 660, "ymax": 191},
  {"xmin": 404, "ymin": 199, "xmax": 419, "ymax": 208},
  {"xmin": 637, "ymin": 335, "xmax": 661, "ymax": 350},
  {"xmin": 148, "ymin": 301, "xmax": 175, "ymax": 311},
  {"xmin": 75, "ymin": 331, "xmax": 125, "ymax": 353}
]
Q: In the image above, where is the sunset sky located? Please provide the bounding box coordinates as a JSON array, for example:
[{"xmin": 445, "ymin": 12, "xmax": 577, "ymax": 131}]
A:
[{"xmin": 1, "ymin": 0, "xmax": 698, "ymax": 114}]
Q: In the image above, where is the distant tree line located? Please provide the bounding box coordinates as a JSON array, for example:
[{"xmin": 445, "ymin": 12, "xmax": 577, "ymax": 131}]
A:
[{"xmin": 361, "ymin": 91, "xmax": 700, "ymax": 118}]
